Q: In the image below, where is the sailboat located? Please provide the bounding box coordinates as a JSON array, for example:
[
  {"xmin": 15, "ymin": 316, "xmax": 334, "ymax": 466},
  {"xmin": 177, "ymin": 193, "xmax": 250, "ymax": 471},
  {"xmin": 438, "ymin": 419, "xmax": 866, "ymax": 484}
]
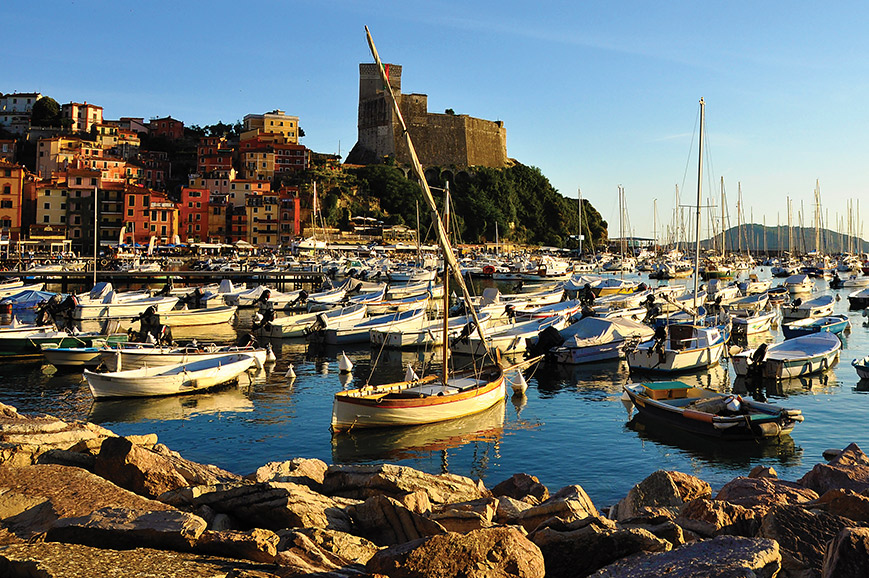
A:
[
  {"xmin": 331, "ymin": 28, "xmax": 506, "ymax": 433},
  {"xmin": 626, "ymin": 98, "xmax": 726, "ymax": 374}
]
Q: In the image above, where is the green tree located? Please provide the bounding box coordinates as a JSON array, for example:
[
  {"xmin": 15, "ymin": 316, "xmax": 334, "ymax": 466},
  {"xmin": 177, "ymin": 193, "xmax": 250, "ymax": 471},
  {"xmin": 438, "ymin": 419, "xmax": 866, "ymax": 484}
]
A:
[{"xmin": 30, "ymin": 97, "xmax": 61, "ymax": 127}]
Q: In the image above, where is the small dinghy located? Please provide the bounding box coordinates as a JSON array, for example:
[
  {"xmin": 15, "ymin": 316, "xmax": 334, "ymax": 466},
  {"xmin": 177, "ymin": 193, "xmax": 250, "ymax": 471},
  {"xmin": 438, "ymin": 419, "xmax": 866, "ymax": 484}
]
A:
[
  {"xmin": 853, "ymin": 356, "xmax": 869, "ymax": 380},
  {"xmin": 781, "ymin": 314, "xmax": 850, "ymax": 340},
  {"xmin": 781, "ymin": 295, "xmax": 835, "ymax": 322},
  {"xmin": 622, "ymin": 381, "xmax": 804, "ymax": 440}
]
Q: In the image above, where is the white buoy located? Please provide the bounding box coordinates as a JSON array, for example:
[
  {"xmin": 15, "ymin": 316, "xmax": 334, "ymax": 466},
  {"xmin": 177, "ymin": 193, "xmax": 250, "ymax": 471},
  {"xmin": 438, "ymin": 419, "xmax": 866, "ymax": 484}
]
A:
[
  {"xmin": 509, "ymin": 370, "xmax": 528, "ymax": 395},
  {"xmin": 285, "ymin": 364, "xmax": 296, "ymax": 379},
  {"xmin": 404, "ymin": 363, "xmax": 419, "ymax": 382},
  {"xmin": 265, "ymin": 343, "xmax": 276, "ymax": 362},
  {"xmin": 338, "ymin": 351, "xmax": 353, "ymax": 373}
]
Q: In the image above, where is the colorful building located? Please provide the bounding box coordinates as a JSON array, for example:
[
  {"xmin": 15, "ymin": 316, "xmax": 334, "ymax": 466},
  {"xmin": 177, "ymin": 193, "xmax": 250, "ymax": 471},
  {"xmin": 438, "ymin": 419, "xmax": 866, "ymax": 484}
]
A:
[
  {"xmin": 61, "ymin": 102, "xmax": 104, "ymax": 134},
  {"xmin": 246, "ymin": 192, "xmax": 279, "ymax": 247},
  {"xmin": 180, "ymin": 187, "xmax": 209, "ymax": 243},
  {"xmin": 0, "ymin": 92, "xmax": 41, "ymax": 134},
  {"xmin": 197, "ymin": 136, "xmax": 234, "ymax": 174},
  {"xmin": 242, "ymin": 110, "xmax": 300, "ymax": 143},
  {"xmin": 149, "ymin": 116, "xmax": 184, "ymax": 141},
  {"xmin": 0, "ymin": 160, "xmax": 25, "ymax": 241}
]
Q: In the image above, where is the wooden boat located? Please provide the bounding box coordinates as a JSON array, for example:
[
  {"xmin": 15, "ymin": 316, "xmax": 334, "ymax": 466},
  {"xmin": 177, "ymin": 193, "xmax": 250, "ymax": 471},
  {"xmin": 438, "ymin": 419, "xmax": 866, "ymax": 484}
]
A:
[
  {"xmin": 331, "ymin": 29, "xmax": 507, "ymax": 433},
  {"xmin": 626, "ymin": 324, "xmax": 726, "ymax": 374},
  {"xmin": 370, "ymin": 312, "xmax": 492, "ymax": 349},
  {"xmin": 99, "ymin": 343, "xmax": 269, "ymax": 372},
  {"xmin": 622, "ymin": 381, "xmax": 803, "ymax": 439},
  {"xmin": 852, "ymin": 356, "xmax": 869, "ymax": 379},
  {"xmin": 731, "ymin": 332, "xmax": 841, "ymax": 379},
  {"xmin": 157, "ymin": 305, "xmax": 238, "ymax": 327},
  {"xmin": 84, "ymin": 353, "xmax": 257, "ymax": 399},
  {"xmin": 730, "ymin": 310, "xmax": 777, "ymax": 336},
  {"xmin": 847, "ymin": 287, "xmax": 869, "ymax": 310},
  {"xmin": 781, "ymin": 295, "xmax": 835, "ymax": 322},
  {"xmin": 314, "ymin": 307, "xmax": 428, "ymax": 345},
  {"xmin": 781, "ymin": 314, "xmax": 850, "ymax": 340},
  {"xmin": 254, "ymin": 303, "xmax": 367, "ymax": 339},
  {"xmin": 548, "ymin": 316, "xmax": 654, "ymax": 365}
]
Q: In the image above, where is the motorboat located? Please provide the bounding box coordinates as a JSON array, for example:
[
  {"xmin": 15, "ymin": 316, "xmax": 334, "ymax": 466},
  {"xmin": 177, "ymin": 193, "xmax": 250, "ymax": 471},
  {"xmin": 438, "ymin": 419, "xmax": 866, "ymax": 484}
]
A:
[
  {"xmin": 731, "ymin": 332, "xmax": 841, "ymax": 379},
  {"xmin": 370, "ymin": 312, "xmax": 491, "ymax": 349},
  {"xmin": 450, "ymin": 316, "xmax": 566, "ymax": 357},
  {"xmin": 730, "ymin": 309, "xmax": 777, "ymax": 336},
  {"xmin": 157, "ymin": 305, "xmax": 238, "ymax": 327},
  {"xmin": 781, "ymin": 295, "xmax": 835, "ymax": 322},
  {"xmin": 782, "ymin": 274, "xmax": 814, "ymax": 294},
  {"xmin": 626, "ymin": 324, "xmax": 726, "ymax": 374},
  {"xmin": 547, "ymin": 316, "xmax": 655, "ymax": 365},
  {"xmin": 847, "ymin": 287, "xmax": 869, "ymax": 310},
  {"xmin": 313, "ymin": 307, "xmax": 428, "ymax": 345},
  {"xmin": 781, "ymin": 315, "xmax": 850, "ymax": 340},
  {"xmin": 99, "ymin": 343, "xmax": 270, "ymax": 372},
  {"xmin": 254, "ymin": 303, "xmax": 367, "ymax": 339}
]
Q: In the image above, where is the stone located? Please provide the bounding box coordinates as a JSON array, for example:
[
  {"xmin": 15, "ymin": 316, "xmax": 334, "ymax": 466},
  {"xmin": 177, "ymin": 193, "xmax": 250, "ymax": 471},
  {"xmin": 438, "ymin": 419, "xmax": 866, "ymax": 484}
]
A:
[
  {"xmin": 530, "ymin": 516, "xmax": 670, "ymax": 578},
  {"xmin": 0, "ymin": 542, "xmax": 289, "ymax": 578},
  {"xmin": 822, "ymin": 489, "xmax": 869, "ymax": 523},
  {"xmin": 613, "ymin": 470, "xmax": 711, "ymax": 522},
  {"xmin": 616, "ymin": 512, "xmax": 686, "ymax": 548},
  {"xmin": 395, "ymin": 489, "xmax": 432, "ymax": 514},
  {"xmin": 495, "ymin": 495, "xmax": 536, "ymax": 524},
  {"xmin": 45, "ymin": 507, "xmax": 207, "ymax": 552},
  {"xmin": 35, "ymin": 448, "xmax": 97, "ymax": 470},
  {"xmin": 677, "ymin": 498, "xmax": 760, "ymax": 538},
  {"xmin": 799, "ymin": 442, "xmax": 869, "ymax": 495},
  {"xmin": 430, "ymin": 497, "xmax": 498, "ymax": 533},
  {"xmin": 348, "ymin": 494, "xmax": 446, "ymax": 546},
  {"xmin": 275, "ymin": 527, "xmax": 379, "ymax": 575},
  {"xmin": 160, "ymin": 481, "xmax": 353, "ymax": 532},
  {"xmin": 715, "ymin": 476, "xmax": 818, "ymax": 511},
  {"xmin": 749, "ymin": 465, "xmax": 778, "ymax": 479},
  {"xmin": 0, "ymin": 464, "xmax": 174, "ymax": 539},
  {"xmin": 95, "ymin": 436, "xmax": 241, "ymax": 499},
  {"xmin": 249, "ymin": 457, "xmax": 328, "ymax": 489},
  {"xmin": 491, "ymin": 473, "xmax": 549, "ymax": 502},
  {"xmin": 366, "ymin": 526, "xmax": 545, "ymax": 578},
  {"xmin": 516, "ymin": 484, "xmax": 599, "ymax": 533},
  {"xmin": 758, "ymin": 504, "xmax": 854, "ymax": 577},
  {"xmin": 822, "ymin": 526, "xmax": 869, "ymax": 578},
  {"xmin": 323, "ymin": 463, "xmax": 488, "ymax": 504},
  {"xmin": 196, "ymin": 528, "xmax": 280, "ymax": 563},
  {"xmin": 591, "ymin": 535, "xmax": 781, "ymax": 577}
]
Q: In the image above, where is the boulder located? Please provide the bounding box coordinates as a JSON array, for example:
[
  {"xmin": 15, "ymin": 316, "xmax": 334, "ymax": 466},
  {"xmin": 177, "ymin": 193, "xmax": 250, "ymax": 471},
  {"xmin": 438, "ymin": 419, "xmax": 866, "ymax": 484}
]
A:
[
  {"xmin": 196, "ymin": 527, "xmax": 280, "ymax": 563},
  {"xmin": 430, "ymin": 497, "xmax": 498, "ymax": 533},
  {"xmin": 366, "ymin": 526, "xmax": 545, "ymax": 578},
  {"xmin": 613, "ymin": 470, "xmax": 711, "ymax": 521},
  {"xmin": 45, "ymin": 507, "xmax": 207, "ymax": 552},
  {"xmin": 0, "ymin": 464, "xmax": 174, "ymax": 539},
  {"xmin": 517, "ymin": 485, "xmax": 598, "ymax": 533},
  {"xmin": 799, "ymin": 442, "xmax": 869, "ymax": 495},
  {"xmin": 249, "ymin": 457, "xmax": 328, "ymax": 489},
  {"xmin": 495, "ymin": 495, "xmax": 536, "ymax": 524},
  {"xmin": 160, "ymin": 480, "xmax": 353, "ymax": 532},
  {"xmin": 491, "ymin": 473, "xmax": 549, "ymax": 503},
  {"xmin": 824, "ymin": 490, "xmax": 869, "ymax": 523},
  {"xmin": 616, "ymin": 512, "xmax": 686, "ymax": 548},
  {"xmin": 758, "ymin": 504, "xmax": 854, "ymax": 577},
  {"xmin": 715, "ymin": 476, "xmax": 818, "ymax": 511},
  {"xmin": 275, "ymin": 527, "xmax": 379, "ymax": 575},
  {"xmin": 530, "ymin": 516, "xmax": 670, "ymax": 578},
  {"xmin": 591, "ymin": 535, "xmax": 781, "ymax": 577},
  {"xmin": 0, "ymin": 541, "xmax": 288, "ymax": 577},
  {"xmin": 822, "ymin": 526, "xmax": 869, "ymax": 578},
  {"xmin": 348, "ymin": 494, "xmax": 446, "ymax": 546},
  {"xmin": 677, "ymin": 498, "xmax": 760, "ymax": 538},
  {"xmin": 94, "ymin": 436, "xmax": 241, "ymax": 499},
  {"xmin": 323, "ymin": 463, "xmax": 488, "ymax": 504},
  {"xmin": 749, "ymin": 465, "xmax": 778, "ymax": 479}
]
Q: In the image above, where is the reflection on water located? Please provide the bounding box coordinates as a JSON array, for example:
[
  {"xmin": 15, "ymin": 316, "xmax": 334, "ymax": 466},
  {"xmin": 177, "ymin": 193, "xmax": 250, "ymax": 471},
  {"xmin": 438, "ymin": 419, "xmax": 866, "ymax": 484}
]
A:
[
  {"xmin": 89, "ymin": 386, "xmax": 255, "ymax": 423},
  {"xmin": 732, "ymin": 368, "xmax": 841, "ymax": 401}
]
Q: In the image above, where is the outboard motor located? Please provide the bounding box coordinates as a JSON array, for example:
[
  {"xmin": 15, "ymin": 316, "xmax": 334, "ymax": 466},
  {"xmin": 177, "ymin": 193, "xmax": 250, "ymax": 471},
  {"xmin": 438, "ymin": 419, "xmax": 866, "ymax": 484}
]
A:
[
  {"xmin": 237, "ymin": 332, "xmax": 258, "ymax": 348},
  {"xmin": 505, "ymin": 304, "xmax": 516, "ymax": 320},
  {"xmin": 748, "ymin": 342, "xmax": 769, "ymax": 375},
  {"xmin": 454, "ymin": 320, "xmax": 477, "ymax": 344},
  {"xmin": 530, "ymin": 325, "xmax": 565, "ymax": 358},
  {"xmin": 652, "ymin": 325, "xmax": 667, "ymax": 354}
]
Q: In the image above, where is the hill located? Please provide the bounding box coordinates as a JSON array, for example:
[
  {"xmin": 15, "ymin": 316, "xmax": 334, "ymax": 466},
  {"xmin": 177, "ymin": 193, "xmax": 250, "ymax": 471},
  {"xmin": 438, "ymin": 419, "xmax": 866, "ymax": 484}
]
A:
[{"xmin": 700, "ymin": 223, "xmax": 868, "ymax": 254}]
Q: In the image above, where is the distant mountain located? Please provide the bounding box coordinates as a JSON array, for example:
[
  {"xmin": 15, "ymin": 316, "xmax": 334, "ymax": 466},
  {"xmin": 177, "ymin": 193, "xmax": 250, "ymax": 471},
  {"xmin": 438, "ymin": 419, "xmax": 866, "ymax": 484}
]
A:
[{"xmin": 699, "ymin": 224, "xmax": 868, "ymax": 254}]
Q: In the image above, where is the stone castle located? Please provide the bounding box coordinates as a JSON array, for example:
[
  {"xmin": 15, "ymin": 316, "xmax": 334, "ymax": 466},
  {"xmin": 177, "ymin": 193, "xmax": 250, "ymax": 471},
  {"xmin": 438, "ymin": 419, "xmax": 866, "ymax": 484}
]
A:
[{"xmin": 345, "ymin": 63, "xmax": 509, "ymax": 168}]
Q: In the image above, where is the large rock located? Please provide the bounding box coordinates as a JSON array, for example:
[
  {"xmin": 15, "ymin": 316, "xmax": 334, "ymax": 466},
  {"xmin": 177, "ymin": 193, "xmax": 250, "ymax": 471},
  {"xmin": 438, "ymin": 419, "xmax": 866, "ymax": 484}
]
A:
[
  {"xmin": 715, "ymin": 476, "xmax": 819, "ymax": 510},
  {"xmin": 45, "ymin": 507, "xmax": 207, "ymax": 552},
  {"xmin": 758, "ymin": 504, "xmax": 854, "ymax": 577},
  {"xmin": 367, "ymin": 526, "xmax": 545, "ymax": 578},
  {"xmin": 616, "ymin": 511, "xmax": 686, "ymax": 548},
  {"xmin": 516, "ymin": 484, "xmax": 599, "ymax": 533},
  {"xmin": 822, "ymin": 526, "xmax": 869, "ymax": 578},
  {"xmin": 613, "ymin": 470, "xmax": 711, "ymax": 521},
  {"xmin": 495, "ymin": 495, "xmax": 536, "ymax": 524},
  {"xmin": 591, "ymin": 535, "xmax": 781, "ymax": 577},
  {"xmin": 348, "ymin": 494, "xmax": 446, "ymax": 546},
  {"xmin": 275, "ymin": 527, "xmax": 379, "ymax": 575},
  {"xmin": 94, "ymin": 436, "xmax": 241, "ymax": 499},
  {"xmin": 677, "ymin": 498, "xmax": 760, "ymax": 538},
  {"xmin": 249, "ymin": 457, "xmax": 328, "ymax": 489},
  {"xmin": 160, "ymin": 480, "xmax": 353, "ymax": 532},
  {"xmin": 430, "ymin": 497, "xmax": 498, "ymax": 533},
  {"xmin": 799, "ymin": 442, "xmax": 869, "ymax": 495},
  {"xmin": 0, "ymin": 464, "xmax": 174, "ymax": 539},
  {"xmin": 0, "ymin": 542, "xmax": 289, "ymax": 577},
  {"xmin": 491, "ymin": 473, "xmax": 549, "ymax": 503},
  {"xmin": 530, "ymin": 516, "xmax": 670, "ymax": 578},
  {"xmin": 0, "ymin": 403, "xmax": 115, "ymax": 467},
  {"xmin": 823, "ymin": 490, "xmax": 869, "ymax": 523},
  {"xmin": 323, "ymin": 463, "xmax": 488, "ymax": 504},
  {"xmin": 196, "ymin": 527, "xmax": 280, "ymax": 563}
]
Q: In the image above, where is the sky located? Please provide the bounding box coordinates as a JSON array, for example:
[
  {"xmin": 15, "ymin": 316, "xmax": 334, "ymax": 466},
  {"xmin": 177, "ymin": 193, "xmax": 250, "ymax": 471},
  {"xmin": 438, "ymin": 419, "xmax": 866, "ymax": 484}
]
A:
[{"xmin": 6, "ymin": 1, "xmax": 869, "ymax": 240}]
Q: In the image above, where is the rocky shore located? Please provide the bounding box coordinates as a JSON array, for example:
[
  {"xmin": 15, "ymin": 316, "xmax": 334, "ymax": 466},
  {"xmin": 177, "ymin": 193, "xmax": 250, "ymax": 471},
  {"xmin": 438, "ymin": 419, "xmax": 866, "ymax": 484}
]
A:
[{"xmin": 0, "ymin": 402, "xmax": 868, "ymax": 577}]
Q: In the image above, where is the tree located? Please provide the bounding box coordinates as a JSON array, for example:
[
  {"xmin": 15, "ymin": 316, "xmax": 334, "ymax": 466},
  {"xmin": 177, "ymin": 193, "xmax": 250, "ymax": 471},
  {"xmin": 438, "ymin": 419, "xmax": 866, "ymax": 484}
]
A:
[{"xmin": 30, "ymin": 97, "xmax": 61, "ymax": 127}]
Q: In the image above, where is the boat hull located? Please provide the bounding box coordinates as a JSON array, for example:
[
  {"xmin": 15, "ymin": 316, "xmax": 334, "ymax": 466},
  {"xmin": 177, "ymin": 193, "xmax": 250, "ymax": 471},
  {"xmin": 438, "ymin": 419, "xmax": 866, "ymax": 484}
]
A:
[
  {"xmin": 627, "ymin": 341, "xmax": 725, "ymax": 373},
  {"xmin": 158, "ymin": 305, "xmax": 238, "ymax": 327}
]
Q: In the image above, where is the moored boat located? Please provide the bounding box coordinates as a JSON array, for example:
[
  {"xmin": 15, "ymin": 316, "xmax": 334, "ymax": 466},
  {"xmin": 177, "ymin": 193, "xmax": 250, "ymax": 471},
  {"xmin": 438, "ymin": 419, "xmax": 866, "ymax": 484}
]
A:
[
  {"xmin": 254, "ymin": 303, "xmax": 367, "ymax": 339},
  {"xmin": 626, "ymin": 324, "xmax": 726, "ymax": 374},
  {"xmin": 781, "ymin": 314, "xmax": 850, "ymax": 340},
  {"xmin": 781, "ymin": 294, "xmax": 835, "ymax": 322},
  {"xmin": 853, "ymin": 356, "xmax": 869, "ymax": 379},
  {"xmin": 731, "ymin": 332, "xmax": 841, "ymax": 379},
  {"xmin": 99, "ymin": 343, "xmax": 269, "ymax": 372},
  {"xmin": 157, "ymin": 305, "xmax": 238, "ymax": 327}
]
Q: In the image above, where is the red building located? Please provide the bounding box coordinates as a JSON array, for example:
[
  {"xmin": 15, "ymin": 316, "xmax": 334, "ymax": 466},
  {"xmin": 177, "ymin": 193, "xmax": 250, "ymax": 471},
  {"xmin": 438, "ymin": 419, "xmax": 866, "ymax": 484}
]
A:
[
  {"xmin": 149, "ymin": 116, "xmax": 184, "ymax": 141},
  {"xmin": 197, "ymin": 136, "xmax": 234, "ymax": 174},
  {"xmin": 180, "ymin": 187, "xmax": 209, "ymax": 243},
  {"xmin": 122, "ymin": 186, "xmax": 179, "ymax": 245}
]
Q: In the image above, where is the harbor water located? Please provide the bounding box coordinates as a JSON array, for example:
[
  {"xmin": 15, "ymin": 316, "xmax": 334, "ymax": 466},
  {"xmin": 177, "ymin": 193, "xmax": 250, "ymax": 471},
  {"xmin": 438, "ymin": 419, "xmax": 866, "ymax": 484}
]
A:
[{"xmin": 2, "ymin": 271, "xmax": 869, "ymax": 508}]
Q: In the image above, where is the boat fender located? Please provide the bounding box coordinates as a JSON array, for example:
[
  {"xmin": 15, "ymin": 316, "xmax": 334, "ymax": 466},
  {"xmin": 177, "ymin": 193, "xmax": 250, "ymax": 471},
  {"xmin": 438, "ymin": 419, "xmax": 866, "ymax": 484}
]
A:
[{"xmin": 822, "ymin": 357, "xmax": 829, "ymax": 371}]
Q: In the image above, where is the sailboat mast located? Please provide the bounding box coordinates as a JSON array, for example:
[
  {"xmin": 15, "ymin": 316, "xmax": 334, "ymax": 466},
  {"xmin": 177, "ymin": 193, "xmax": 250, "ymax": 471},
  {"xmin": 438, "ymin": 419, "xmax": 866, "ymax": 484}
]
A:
[
  {"xmin": 93, "ymin": 186, "xmax": 98, "ymax": 286},
  {"xmin": 720, "ymin": 176, "xmax": 725, "ymax": 258},
  {"xmin": 693, "ymin": 98, "xmax": 705, "ymax": 316},
  {"xmin": 442, "ymin": 182, "xmax": 450, "ymax": 380},
  {"xmin": 578, "ymin": 187, "xmax": 583, "ymax": 256}
]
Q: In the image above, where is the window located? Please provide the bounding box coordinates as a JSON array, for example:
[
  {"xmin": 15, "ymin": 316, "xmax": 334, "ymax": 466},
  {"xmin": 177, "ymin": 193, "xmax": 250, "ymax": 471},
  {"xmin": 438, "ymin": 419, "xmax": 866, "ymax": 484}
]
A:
[
  {"xmin": 75, "ymin": 177, "xmax": 81, "ymax": 185},
  {"xmin": 44, "ymin": 202, "xmax": 50, "ymax": 210},
  {"xmin": 128, "ymin": 195, "xmax": 135, "ymax": 206},
  {"xmin": 1, "ymin": 200, "xmax": 13, "ymax": 209},
  {"xmin": 127, "ymin": 209, "xmax": 134, "ymax": 217},
  {"xmin": 2, "ymin": 185, "xmax": 9, "ymax": 195},
  {"xmin": 43, "ymin": 215, "xmax": 49, "ymax": 223},
  {"xmin": 60, "ymin": 215, "xmax": 65, "ymax": 223}
]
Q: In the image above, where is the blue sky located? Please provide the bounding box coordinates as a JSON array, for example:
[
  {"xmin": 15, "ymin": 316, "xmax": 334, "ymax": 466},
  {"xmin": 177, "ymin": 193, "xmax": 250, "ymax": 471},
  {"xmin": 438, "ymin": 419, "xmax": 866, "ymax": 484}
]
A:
[{"xmin": 6, "ymin": 1, "xmax": 868, "ymax": 240}]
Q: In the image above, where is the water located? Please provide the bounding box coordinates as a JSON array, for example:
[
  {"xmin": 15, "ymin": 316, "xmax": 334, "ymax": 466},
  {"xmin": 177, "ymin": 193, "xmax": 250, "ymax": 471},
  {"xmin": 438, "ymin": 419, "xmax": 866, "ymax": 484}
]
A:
[{"xmin": 3, "ymin": 272, "xmax": 869, "ymax": 509}]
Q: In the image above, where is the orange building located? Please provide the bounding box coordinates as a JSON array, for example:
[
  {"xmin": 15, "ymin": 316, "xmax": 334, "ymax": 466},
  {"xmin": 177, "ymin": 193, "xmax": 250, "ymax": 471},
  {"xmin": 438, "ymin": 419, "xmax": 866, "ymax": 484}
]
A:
[
  {"xmin": 180, "ymin": 187, "xmax": 209, "ymax": 242},
  {"xmin": 0, "ymin": 160, "xmax": 25, "ymax": 241},
  {"xmin": 149, "ymin": 116, "xmax": 185, "ymax": 140},
  {"xmin": 61, "ymin": 102, "xmax": 104, "ymax": 134}
]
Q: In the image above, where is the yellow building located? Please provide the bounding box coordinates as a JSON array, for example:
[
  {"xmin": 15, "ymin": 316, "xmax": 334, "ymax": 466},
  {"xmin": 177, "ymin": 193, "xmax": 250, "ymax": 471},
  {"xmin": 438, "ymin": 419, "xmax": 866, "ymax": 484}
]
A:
[
  {"xmin": 61, "ymin": 102, "xmax": 104, "ymax": 133},
  {"xmin": 241, "ymin": 149, "xmax": 276, "ymax": 181},
  {"xmin": 242, "ymin": 110, "xmax": 299, "ymax": 143},
  {"xmin": 229, "ymin": 178, "xmax": 269, "ymax": 207},
  {"xmin": 0, "ymin": 160, "xmax": 24, "ymax": 241},
  {"xmin": 245, "ymin": 192, "xmax": 279, "ymax": 247},
  {"xmin": 36, "ymin": 136, "xmax": 84, "ymax": 178},
  {"xmin": 34, "ymin": 181, "xmax": 69, "ymax": 233}
]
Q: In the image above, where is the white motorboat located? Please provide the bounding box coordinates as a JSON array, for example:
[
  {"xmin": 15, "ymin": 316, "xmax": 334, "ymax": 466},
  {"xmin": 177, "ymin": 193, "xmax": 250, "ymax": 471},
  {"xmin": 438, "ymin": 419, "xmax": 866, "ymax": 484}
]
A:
[
  {"xmin": 781, "ymin": 294, "xmax": 835, "ymax": 322},
  {"xmin": 783, "ymin": 274, "xmax": 814, "ymax": 294},
  {"xmin": 72, "ymin": 294, "xmax": 179, "ymax": 320},
  {"xmin": 254, "ymin": 303, "xmax": 368, "ymax": 339},
  {"xmin": 451, "ymin": 316, "xmax": 567, "ymax": 356},
  {"xmin": 732, "ymin": 332, "xmax": 841, "ymax": 379},
  {"xmin": 512, "ymin": 299, "xmax": 581, "ymax": 321},
  {"xmin": 366, "ymin": 293, "xmax": 431, "ymax": 315},
  {"xmin": 626, "ymin": 324, "xmax": 726, "ymax": 374},
  {"xmin": 157, "ymin": 305, "xmax": 238, "ymax": 327},
  {"xmin": 730, "ymin": 309, "xmax": 777, "ymax": 336},
  {"xmin": 314, "ymin": 307, "xmax": 428, "ymax": 345},
  {"xmin": 370, "ymin": 312, "xmax": 492, "ymax": 349},
  {"xmin": 85, "ymin": 353, "xmax": 257, "ymax": 399},
  {"xmin": 100, "ymin": 344, "xmax": 270, "ymax": 372},
  {"xmin": 548, "ymin": 316, "xmax": 655, "ymax": 365}
]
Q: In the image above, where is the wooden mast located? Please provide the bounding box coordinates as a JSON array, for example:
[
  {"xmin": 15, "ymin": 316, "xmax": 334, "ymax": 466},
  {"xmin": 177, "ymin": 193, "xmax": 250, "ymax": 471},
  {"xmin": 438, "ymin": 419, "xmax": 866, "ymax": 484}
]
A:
[{"xmin": 693, "ymin": 98, "xmax": 705, "ymax": 318}]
